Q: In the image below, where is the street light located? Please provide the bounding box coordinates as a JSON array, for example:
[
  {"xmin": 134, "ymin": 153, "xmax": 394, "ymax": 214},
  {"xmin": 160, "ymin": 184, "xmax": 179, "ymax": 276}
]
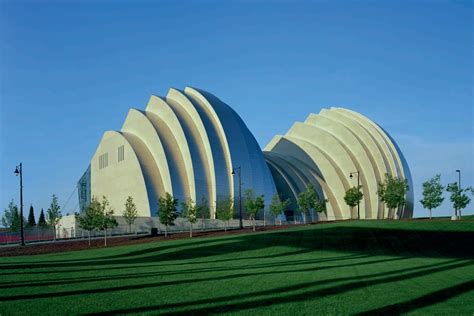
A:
[
  {"xmin": 14, "ymin": 163, "xmax": 25, "ymax": 246},
  {"xmin": 231, "ymin": 166, "xmax": 243, "ymax": 229},
  {"xmin": 456, "ymin": 170, "xmax": 461, "ymax": 190},
  {"xmin": 349, "ymin": 171, "xmax": 360, "ymax": 220},
  {"xmin": 456, "ymin": 169, "xmax": 461, "ymax": 218}
]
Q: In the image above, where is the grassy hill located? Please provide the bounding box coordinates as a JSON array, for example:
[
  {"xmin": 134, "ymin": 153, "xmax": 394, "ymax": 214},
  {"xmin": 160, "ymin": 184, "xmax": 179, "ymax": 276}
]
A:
[{"xmin": 0, "ymin": 219, "xmax": 473, "ymax": 315}]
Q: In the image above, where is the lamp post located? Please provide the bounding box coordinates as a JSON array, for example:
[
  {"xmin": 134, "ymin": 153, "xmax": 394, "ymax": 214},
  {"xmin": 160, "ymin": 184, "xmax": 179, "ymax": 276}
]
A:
[
  {"xmin": 231, "ymin": 166, "xmax": 243, "ymax": 229},
  {"xmin": 349, "ymin": 171, "xmax": 360, "ymax": 220},
  {"xmin": 456, "ymin": 169, "xmax": 461, "ymax": 218},
  {"xmin": 14, "ymin": 163, "xmax": 25, "ymax": 246}
]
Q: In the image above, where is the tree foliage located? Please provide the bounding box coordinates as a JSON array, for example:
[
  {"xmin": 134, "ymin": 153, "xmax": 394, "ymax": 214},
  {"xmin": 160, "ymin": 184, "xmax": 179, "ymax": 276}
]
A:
[
  {"xmin": 158, "ymin": 193, "xmax": 178, "ymax": 237},
  {"xmin": 181, "ymin": 198, "xmax": 198, "ymax": 237},
  {"xmin": 122, "ymin": 196, "xmax": 138, "ymax": 233},
  {"xmin": 27, "ymin": 205, "xmax": 36, "ymax": 227},
  {"xmin": 420, "ymin": 174, "xmax": 444, "ymax": 219},
  {"xmin": 47, "ymin": 194, "xmax": 62, "ymax": 240},
  {"xmin": 216, "ymin": 195, "xmax": 234, "ymax": 232},
  {"xmin": 377, "ymin": 174, "xmax": 408, "ymax": 219},
  {"xmin": 269, "ymin": 193, "xmax": 290, "ymax": 225},
  {"xmin": 344, "ymin": 186, "xmax": 363, "ymax": 219},
  {"xmin": 2, "ymin": 200, "xmax": 22, "ymax": 231},
  {"xmin": 244, "ymin": 189, "xmax": 264, "ymax": 231},
  {"xmin": 446, "ymin": 182, "xmax": 473, "ymax": 218},
  {"xmin": 297, "ymin": 184, "xmax": 325, "ymax": 223},
  {"xmin": 38, "ymin": 208, "xmax": 47, "ymax": 227},
  {"xmin": 96, "ymin": 196, "xmax": 118, "ymax": 246},
  {"xmin": 76, "ymin": 197, "xmax": 101, "ymax": 246}
]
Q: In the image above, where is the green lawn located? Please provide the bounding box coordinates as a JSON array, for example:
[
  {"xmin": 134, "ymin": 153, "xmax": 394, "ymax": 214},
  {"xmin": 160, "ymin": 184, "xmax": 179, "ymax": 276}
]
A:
[{"xmin": 1, "ymin": 219, "xmax": 473, "ymax": 315}]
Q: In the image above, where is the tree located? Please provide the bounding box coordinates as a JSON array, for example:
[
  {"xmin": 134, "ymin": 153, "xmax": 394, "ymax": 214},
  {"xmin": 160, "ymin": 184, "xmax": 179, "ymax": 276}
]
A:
[
  {"xmin": 47, "ymin": 194, "xmax": 62, "ymax": 240},
  {"xmin": 76, "ymin": 197, "xmax": 101, "ymax": 246},
  {"xmin": 27, "ymin": 205, "xmax": 36, "ymax": 227},
  {"xmin": 196, "ymin": 197, "xmax": 209, "ymax": 231},
  {"xmin": 446, "ymin": 182, "xmax": 473, "ymax": 219},
  {"xmin": 377, "ymin": 174, "xmax": 408, "ymax": 219},
  {"xmin": 181, "ymin": 198, "xmax": 198, "ymax": 237},
  {"xmin": 420, "ymin": 175, "xmax": 445, "ymax": 219},
  {"xmin": 314, "ymin": 197, "xmax": 328, "ymax": 216},
  {"xmin": 244, "ymin": 189, "xmax": 264, "ymax": 231},
  {"xmin": 96, "ymin": 196, "xmax": 118, "ymax": 246},
  {"xmin": 38, "ymin": 208, "xmax": 47, "ymax": 227},
  {"xmin": 158, "ymin": 193, "xmax": 178, "ymax": 237},
  {"xmin": 122, "ymin": 196, "xmax": 138, "ymax": 233},
  {"xmin": 269, "ymin": 193, "xmax": 290, "ymax": 225},
  {"xmin": 216, "ymin": 196, "xmax": 234, "ymax": 232},
  {"xmin": 344, "ymin": 186, "xmax": 363, "ymax": 219},
  {"xmin": 2, "ymin": 200, "xmax": 22, "ymax": 231}
]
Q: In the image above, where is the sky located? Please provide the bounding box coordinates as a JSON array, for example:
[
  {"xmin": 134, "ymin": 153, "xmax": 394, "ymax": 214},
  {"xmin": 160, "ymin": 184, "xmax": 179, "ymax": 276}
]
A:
[{"xmin": 0, "ymin": 0, "xmax": 472, "ymax": 221}]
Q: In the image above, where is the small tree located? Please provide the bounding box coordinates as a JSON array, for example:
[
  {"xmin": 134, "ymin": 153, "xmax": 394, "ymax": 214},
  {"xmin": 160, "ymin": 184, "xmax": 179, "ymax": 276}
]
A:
[
  {"xmin": 269, "ymin": 193, "xmax": 290, "ymax": 225},
  {"xmin": 377, "ymin": 174, "xmax": 408, "ymax": 219},
  {"xmin": 314, "ymin": 197, "xmax": 328, "ymax": 216},
  {"xmin": 297, "ymin": 190, "xmax": 311, "ymax": 224},
  {"xmin": 122, "ymin": 196, "xmax": 138, "ymax": 233},
  {"xmin": 244, "ymin": 189, "xmax": 264, "ymax": 231},
  {"xmin": 38, "ymin": 208, "xmax": 47, "ymax": 227},
  {"xmin": 446, "ymin": 182, "xmax": 473, "ymax": 219},
  {"xmin": 76, "ymin": 197, "xmax": 101, "ymax": 246},
  {"xmin": 196, "ymin": 197, "xmax": 209, "ymax": 231},
  {"xmin": 158, "ymin": 193, "xmax": 178, "ymax": 237},
  {"xmin": 47, "ymin": 194, "xmax": 62, "ymax": 240},
  {"xmin": 2, "ymin": 200, "xmax": 21, "ymax": 231},
  {"xmin": 27, "ymin": 205, "xmax": 36, "ymax": 227},
  {"xmin": 216, "ymin": 196, "xmax": 234, "ymax": 232},
  {"xmin": 344, "ymin": 186, "xmax": 363, "ymax": 219},
  {"xmin": 181, "ymin": 198, "xmax": 198, "ymax": 237},
  {"xmin": 96, "ymin": 196, "xmax": 118, "ymax": 246},
  {"xmin": 420, "ymin": 174, "xmax": 445, "ymax": 219}
]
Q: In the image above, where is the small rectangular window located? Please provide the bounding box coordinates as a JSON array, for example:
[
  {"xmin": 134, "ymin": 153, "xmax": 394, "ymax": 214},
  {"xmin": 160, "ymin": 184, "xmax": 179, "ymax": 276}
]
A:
[
  {"xmin": 118, "ymin": 145, "xmax": 125, "ymax": 162},
  {"xmin": 99, "ymin": 153, "xmax": 108, "ymax": 169}
]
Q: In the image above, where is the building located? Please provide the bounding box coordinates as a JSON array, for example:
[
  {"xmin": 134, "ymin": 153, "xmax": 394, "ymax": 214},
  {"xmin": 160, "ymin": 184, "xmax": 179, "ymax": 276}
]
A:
[{"xmin": 77, "ymin": 86, "xmax": 413, "ymax": 224}]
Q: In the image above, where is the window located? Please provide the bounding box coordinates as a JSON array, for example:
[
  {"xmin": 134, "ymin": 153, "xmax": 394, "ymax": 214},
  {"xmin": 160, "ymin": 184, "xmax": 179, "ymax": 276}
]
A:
[
  {"xmin": 99, "ymin": 153, "xmax": 108, "ymax": 169},
  {"xmin": 118, "ymin": 145, "xmax": 125, "ymax": 162}
]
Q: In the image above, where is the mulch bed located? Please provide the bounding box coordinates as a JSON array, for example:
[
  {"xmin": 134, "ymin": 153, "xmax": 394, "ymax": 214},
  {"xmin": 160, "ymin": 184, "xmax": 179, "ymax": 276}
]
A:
[{"xmin": 0, "ymin": 224, "xmax": 300, "ymax": 257}]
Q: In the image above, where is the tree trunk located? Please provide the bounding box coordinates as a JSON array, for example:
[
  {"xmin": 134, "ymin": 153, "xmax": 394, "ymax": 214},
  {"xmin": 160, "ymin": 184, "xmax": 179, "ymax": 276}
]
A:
[
  {"xmin": 53, "ymin": 226, "xmax": 56, "ymax": 241},
  {"xmin": 253, "ymin": 217, "xmax": 256, "ymax": 232},
  {"xmin": 88, "ymin": 231, "xmax": 91, "ymax": 246},
  {"xmin": 224, "ymin": 221, "xmax": 227, "ymax": 232},
  {"xmin": 201, "ymin": 215, "xmax": 204, "ymax": 231},
  {"xmin": 303, "ymin": 213, "xmax": 306, "ymax": 224},
  {"xmin": 279, "ymin": 219, "xmax": 282, "ymax": 226},
  {"xmin": 104, "ymin": 228, "xmax": 107, "ymax": 246},
  {"xmin": 190, "ymin": 224, "xmax": 192, "ymax": 238},
  {"xmin": 459, "ymin": 209, "xmax": 462, "ymax": 219},
  {"xmin": 165, "ymin": 226, "xmax": 168, "ymax": 237},
  {"xmin": 129, "ymin": 223, "xmax": 132, "ymax": 234},
  {"xmin": 429, "ymin": 209, "xmax": 432, "ymax": 219}
]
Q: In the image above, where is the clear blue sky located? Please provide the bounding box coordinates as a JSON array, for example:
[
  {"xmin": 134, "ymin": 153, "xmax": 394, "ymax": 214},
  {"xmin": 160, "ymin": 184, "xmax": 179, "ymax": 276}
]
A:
[{"xmin": 1, "ymin": 0, "xmax": 472, "ymax": 221}]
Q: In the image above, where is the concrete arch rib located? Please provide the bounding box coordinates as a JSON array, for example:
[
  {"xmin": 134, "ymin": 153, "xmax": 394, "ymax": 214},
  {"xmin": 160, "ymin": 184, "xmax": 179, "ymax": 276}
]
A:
[
  {"xmin": 267, "ymin": 152, "xmax": 339, "ymax": 221},
  {"xmin": 91, "ymin": 131, "xmax": 151, "ymax": 216},
  {"xmin": 145, "ymin": 95, "xmax": 196, "ymax": 204},
  {"xmin": 318, "ymin": 109, "xmax": 387, "ymax": 219},
  {"xmin": 269, "ymin": 135, "xmax": 349, "ymax": 219},
  {"xmin": 183, "ymin": 87, "xmax": 234, "ymax": 205},
  {"xmin": 333, "ymin": 108, "xmax": 398, "ymax": 218},
  {"xmin": 166, "ymin": 88, "xmax": 216, "ymax": 214},
  {"xmin": 305, "ymin": 113, "xmax": 377, "ymax": 219},
  {"xmin": 288, "ymin": 122, "xmax": 363, "ymax": 219},
  {"xmin": 121, "ymin": 109, "xmax": 173, "ymax": 198}
]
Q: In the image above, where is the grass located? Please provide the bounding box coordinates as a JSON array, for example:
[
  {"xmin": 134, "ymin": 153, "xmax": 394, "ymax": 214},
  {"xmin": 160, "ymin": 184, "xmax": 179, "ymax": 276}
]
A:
[{"xmin": 0, "ymin": 219, "xmax": 473, "ymax": 315}]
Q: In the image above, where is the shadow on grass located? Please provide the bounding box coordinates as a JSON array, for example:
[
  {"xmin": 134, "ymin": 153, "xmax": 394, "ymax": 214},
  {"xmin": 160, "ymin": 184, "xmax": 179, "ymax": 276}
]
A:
[
  {"xmin": 1, "ymin": 226, "xmax": 472, "ymax": 272},
  {"xmin": 356, "ymin": 280, "xmax": 474, "ymax": 315},
  {"xmin": 82, "ymin": 259, "xmax": 473, "ymax": 315},
  {"xmin": 1, "ymin": 253, "xmax": 372, "ymax": 289},
  {"xmin": 1, "ymin": 258, "xmax": 471, "ymax": 304}
]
